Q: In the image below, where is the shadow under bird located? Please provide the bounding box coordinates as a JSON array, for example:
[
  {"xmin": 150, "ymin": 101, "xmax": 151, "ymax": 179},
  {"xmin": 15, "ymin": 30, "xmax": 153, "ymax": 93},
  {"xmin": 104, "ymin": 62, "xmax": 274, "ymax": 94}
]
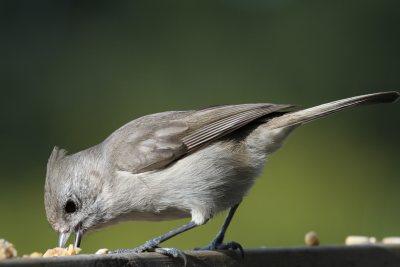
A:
[{"xmin": 44, "ymin": 91, "xmax": 399, "ymax": 256}]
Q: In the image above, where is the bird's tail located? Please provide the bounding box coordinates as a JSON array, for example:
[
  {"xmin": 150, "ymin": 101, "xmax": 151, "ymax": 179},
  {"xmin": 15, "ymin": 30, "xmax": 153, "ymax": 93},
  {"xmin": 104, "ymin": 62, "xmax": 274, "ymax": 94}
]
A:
[{"xmin": 266, "ymin": 91, "xmax": 399, "ymax": 129}]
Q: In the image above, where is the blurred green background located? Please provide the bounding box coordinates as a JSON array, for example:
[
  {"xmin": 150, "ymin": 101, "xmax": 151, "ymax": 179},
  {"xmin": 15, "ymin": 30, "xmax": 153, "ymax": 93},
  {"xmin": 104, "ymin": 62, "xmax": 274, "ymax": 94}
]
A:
[{"xmin": 0, "ymin": 0, "xmax": 399, "ymax": 255}]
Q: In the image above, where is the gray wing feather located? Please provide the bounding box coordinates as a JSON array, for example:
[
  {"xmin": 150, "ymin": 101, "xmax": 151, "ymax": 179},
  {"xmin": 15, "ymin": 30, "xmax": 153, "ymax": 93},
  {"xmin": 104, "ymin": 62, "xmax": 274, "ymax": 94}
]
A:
[
  {"xmin": 182, "ymin": 105, "xmax": 289, "ymax": 150},
  {"xmin": 107, "ymin": 104, "xmax": 293, "ymax": 174}
]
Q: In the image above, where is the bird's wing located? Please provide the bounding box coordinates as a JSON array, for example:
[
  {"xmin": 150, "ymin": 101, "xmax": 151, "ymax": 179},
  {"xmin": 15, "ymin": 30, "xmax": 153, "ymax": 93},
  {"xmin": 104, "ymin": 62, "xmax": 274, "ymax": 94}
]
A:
[{"xmin": 108, "ymin": 103, "xmax": 294, "ymax": 174}]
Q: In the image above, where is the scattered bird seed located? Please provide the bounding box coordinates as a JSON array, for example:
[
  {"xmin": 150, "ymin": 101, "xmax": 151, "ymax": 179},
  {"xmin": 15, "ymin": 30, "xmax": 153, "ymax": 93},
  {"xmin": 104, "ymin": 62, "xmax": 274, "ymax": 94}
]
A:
[
  {"xmin": 345, "ymin": 236, "xmax": 376, "ymax": 245},
  {"xmin": 0, "ymin": 239, "xmax": 17, "ymax": 260},
  {"xmin": 43, "ymin": 244, "xmax": 81, "ymax": 257},
  {"xmin": 382, "ymin": 237, "xmax": 400, "ymax": 245},
  {"xmin": 95, "ymin": 248, "xmax": 109, "ymax": 255},
  {"xmin": 305, "ymin": 231, "xmax": 320, "ymax": 246}
]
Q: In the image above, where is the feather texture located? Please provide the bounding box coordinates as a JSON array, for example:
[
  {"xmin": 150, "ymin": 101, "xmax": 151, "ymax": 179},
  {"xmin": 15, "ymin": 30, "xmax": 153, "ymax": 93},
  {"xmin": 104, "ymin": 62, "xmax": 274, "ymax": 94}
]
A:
[{"xmin": 105, "ymin": 104, "xmax": 293, "ymax": 173}]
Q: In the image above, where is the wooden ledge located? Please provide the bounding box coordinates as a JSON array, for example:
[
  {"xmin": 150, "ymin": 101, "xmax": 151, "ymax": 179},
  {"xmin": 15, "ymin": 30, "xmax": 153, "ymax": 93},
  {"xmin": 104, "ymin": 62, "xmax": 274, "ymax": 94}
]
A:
[{"xmin": 1, "ymin": 245, "xmax": 400, "ymax": 267}]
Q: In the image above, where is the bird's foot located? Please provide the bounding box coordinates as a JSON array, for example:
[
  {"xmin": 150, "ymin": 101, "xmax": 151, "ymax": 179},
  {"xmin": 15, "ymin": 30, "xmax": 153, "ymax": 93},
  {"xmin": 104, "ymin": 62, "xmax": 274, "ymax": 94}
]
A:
[
  {"xmin": 109, "ymin": 239, "xmax": 160, "ymax": 254},
  {"xmin": 195, "ymin": 241, "xmax": 244, "ymax": 257},
  {"xmin": 110, "ymin": 241, "xmax": 187, "ymax": 265},
  {"xmin": 155, "ymin": 247, "xmax": 188, "ymax": 265}
]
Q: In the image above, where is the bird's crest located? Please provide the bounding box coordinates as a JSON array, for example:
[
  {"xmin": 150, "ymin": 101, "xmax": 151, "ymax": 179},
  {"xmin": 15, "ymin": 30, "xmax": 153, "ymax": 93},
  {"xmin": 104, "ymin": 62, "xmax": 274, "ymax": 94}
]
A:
[{"xmin": 47, "ymin": 146, "xmax": 67, "ymax": 175}]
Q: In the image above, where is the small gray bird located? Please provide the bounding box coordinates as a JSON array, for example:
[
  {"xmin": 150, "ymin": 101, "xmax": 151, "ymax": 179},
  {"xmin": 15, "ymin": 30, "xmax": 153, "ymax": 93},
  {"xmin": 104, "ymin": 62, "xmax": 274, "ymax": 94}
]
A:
[{"xmin": 45, "ymin": 91, "xmax": 399, "ymax": 254}]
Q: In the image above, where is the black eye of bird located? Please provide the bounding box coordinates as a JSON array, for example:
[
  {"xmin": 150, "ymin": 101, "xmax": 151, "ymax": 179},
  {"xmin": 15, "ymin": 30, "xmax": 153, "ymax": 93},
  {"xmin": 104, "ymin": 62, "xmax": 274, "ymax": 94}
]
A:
[{"xmin": 64, "ymin": 200, "xmax": 77, "ymax": 214}]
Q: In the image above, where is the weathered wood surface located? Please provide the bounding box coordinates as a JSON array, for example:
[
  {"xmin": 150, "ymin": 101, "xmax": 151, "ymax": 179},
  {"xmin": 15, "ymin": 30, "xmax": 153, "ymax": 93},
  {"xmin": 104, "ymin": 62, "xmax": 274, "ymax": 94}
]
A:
[{"xmin": 1, "ymin": 245, "xmax": 400, "ymax": 267}]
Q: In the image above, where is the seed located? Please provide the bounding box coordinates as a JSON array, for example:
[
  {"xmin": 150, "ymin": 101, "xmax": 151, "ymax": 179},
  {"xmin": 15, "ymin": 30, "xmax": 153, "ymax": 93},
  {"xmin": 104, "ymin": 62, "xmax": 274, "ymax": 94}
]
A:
[
  {"xmin": 43, "ymin": 244, "xmax": 81, "ymax": 257},
  {"xmin": 95, "ymin": 248, "xmax": 109, "ymax": 255},
  {"xmin": 382, "ymin": 237, "xmax": 400, "ymax": 244},
  {"xmin": 345, "ymin": 236, "xmax": 376, "ymax": 245},
  {"xmin": 0, "ymin": 239, "xmax": 17, "ymax": 260},
  {"xmin": 305, "ymin": 231, "xmax": 320, "ymax": 246}
]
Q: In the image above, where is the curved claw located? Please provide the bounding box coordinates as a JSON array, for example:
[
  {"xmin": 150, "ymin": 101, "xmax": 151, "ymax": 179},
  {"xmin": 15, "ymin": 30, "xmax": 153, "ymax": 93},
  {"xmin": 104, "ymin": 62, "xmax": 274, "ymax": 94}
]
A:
[
  {"xmin": 194, "ymin": 241, "xmax": 244, "ymax": 258},
  {"xmin": 109, "ymin": 240, "xmax": 159, "ymax": 254},
  {"xmin": 218, "ymin": 241, "xmax": 244, "ymax": 258},
  {"xmin": 108, "ymin": 242, "xmax": 189, "ymax": 266},
  {"xmin": 155, "ymin": 247, "xmax": 187, "ymax": 266},
  {"xmin": 109, "ymin": 248, "xmax": 142, "ymax": 254}
]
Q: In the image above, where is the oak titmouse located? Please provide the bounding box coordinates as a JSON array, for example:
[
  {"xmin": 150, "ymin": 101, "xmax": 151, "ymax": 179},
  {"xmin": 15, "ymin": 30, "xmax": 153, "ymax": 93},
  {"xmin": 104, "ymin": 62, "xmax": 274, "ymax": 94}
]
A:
[{"xmin": 44, "ymin": 91, "xmax": 399, "ymax": 254}]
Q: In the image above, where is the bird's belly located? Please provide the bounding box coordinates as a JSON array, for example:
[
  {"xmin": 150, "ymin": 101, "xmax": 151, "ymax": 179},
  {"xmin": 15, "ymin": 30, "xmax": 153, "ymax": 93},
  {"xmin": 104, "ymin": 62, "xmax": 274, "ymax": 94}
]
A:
[
  {"xmin": 124, "ymin": 208, "xmax": 191, "ymax": 221},
  {"xmin": 145, "ymin": 140, "xmax": 266, "ymax": 223},
  {"xmin": 108, "ymin": 208, "xmax": 191, "ymax": 226},
  {"xmin": 129, "ymin": 126, "xmax": 293, "ymax": 224}
]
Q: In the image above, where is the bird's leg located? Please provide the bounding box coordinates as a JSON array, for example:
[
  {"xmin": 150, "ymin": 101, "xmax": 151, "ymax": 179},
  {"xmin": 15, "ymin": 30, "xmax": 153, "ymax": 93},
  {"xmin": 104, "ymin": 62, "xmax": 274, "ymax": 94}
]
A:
[
  {"xmin": 111, "ymin": 220, "xmax": 198, "ymax": 257},
  {"xmin": 210, "ymin": 203, "xmax": 240, "ymax": 246},
  {"xmin": 196, "ymin": 203, "xmax": 243, "ymax": 256}
]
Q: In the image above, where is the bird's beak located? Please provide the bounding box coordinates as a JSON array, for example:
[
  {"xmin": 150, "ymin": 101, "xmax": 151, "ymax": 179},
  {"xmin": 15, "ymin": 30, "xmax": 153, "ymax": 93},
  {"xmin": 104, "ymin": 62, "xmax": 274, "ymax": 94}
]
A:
[
  {"xmin": 58, "ymin": 232, "xmax": 71, "ymax": 248},
  {"xmin": 74, "ymin": 229, "xmax": 83, "ymax": 248}
]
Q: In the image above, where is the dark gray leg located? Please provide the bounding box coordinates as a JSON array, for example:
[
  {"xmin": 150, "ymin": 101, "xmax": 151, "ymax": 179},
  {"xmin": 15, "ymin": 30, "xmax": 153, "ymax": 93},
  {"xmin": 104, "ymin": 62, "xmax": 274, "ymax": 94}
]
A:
[
  {"xmin": 112, "ymin": 221, "xmax": 198, "ymax": 254},
  {"xmin": 211, "ymin": 203, "xmax": 240, "ymax": 246},
  {"xmin": 196, "ymin": 203, "xmax": 243, "ymax": 256}
]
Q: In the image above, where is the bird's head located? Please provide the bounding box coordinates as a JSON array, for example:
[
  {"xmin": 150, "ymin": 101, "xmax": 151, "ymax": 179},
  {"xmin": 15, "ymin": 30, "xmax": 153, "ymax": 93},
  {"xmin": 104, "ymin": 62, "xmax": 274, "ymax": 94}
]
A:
[{"xmin": 44, "ymin": 146, "xmax": 111, "ymax": 248}]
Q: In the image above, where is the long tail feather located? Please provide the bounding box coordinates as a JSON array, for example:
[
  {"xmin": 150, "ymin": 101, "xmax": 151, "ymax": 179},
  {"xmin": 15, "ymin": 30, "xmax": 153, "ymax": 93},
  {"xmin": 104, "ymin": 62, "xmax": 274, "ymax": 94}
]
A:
[{"xmin": 266, "ymin": 91, "xmax": 399, "ymax": 129}]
